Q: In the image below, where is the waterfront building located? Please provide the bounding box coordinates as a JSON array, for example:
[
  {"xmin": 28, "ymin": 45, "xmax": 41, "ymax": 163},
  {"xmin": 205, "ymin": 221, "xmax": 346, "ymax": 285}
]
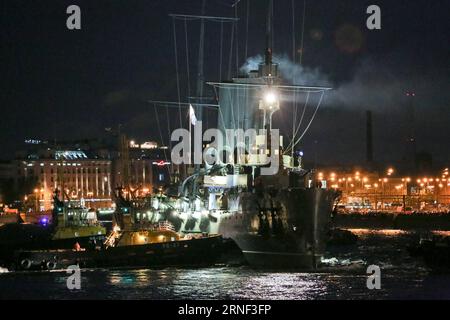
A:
[
  {"xmin": 2, "ymin": 138, "xmax": 171, "ymax": 211},
  {"xmin": 317, "ymin": 167, "xmax": 450, "ymax": 211},
  {"xmin": 12, "ymin": 150, "xmax": 113, "ymax": 211}
]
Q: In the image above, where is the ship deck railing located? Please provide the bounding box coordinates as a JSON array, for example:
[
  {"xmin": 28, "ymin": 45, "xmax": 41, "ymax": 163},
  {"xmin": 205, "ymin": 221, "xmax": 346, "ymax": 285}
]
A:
[
  {"xmin": 148, "ymin": 221, "xmax": 176, "ymax": 232},
  {"xmin": 63, "ymin": 220, "xmax": 102, "ymax": 227}
]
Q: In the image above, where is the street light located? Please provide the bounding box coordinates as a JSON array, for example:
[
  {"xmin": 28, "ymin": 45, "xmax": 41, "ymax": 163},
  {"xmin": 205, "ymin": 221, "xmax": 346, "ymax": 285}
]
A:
[
  {"xmin": 381, "ymin": 178, "xmax": 388, "ymax": 197},
  {"xmin": 403, "ymin": 177, "xmax": 411, "ymax": 195}
]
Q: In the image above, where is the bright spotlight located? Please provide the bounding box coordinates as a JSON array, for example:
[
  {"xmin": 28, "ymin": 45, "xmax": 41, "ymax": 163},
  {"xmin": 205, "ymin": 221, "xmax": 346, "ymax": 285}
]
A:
[{"xmin": 264, "ymin": 91, "xmax": 278, "ymax": 105}]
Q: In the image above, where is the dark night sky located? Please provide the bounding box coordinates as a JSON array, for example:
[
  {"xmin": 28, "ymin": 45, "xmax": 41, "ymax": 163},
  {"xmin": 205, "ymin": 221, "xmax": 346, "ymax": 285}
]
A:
[{"xmin": 1, "ymin": 0, "xmax": 449, "ymax": 167}]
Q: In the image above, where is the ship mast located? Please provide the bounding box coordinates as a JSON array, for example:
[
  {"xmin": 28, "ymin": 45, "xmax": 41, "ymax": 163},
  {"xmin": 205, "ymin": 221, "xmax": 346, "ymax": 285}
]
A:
[
  {"xmin": 258, "ymin": 0, "xmax": 280, "ymax": 133},
  {"xmin": 191, "ymin": 0, "xmax": 207, "ymax": 200},
  {"xmin": 258, "ymin": 0, "xmax": 278, "ymax": 82},
  {"xmin": 195, "ymin": 0, "xmax": 207, "ymax": 123},
  {"xmin": 265, "ymin": 0, "xmax": 273, "ymax": 67}
]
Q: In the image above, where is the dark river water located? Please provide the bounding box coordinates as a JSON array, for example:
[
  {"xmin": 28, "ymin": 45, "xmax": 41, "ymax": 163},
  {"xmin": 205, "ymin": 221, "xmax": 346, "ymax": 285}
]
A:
[{"xmin": 1, "ymin": 229, "xmax": 450, "ymax": 300}]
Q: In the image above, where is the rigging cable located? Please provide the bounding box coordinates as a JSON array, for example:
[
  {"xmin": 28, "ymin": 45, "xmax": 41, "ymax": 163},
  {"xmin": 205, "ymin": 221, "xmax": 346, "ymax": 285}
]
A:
[
  {"xmin": 293, "ymin": 0, "xmax": 309, "ymax": 147},
  {"xmin": 219, "ymin": 21, "xmax": 224, "ymax": 80},
  {"xmin": 235, "ymin": 4, "xmax": 239, "ymax": 75},
  {"xmin": 289, "ymin": 91, "xmax": 325, "ymax": 151},
  {"xmin": 229, "ymin": 87, "xmax": 237, "ymax": 131},
  {"xmin": 165, "ymin": 102, "xmax": 172, "ymax": 150},
  {"xmin": 291, "ymin": 0, "xmax": 297, "ymax": 157},
  {"xmin": 211, "ymin": 86, "xmax": 228, "ymax": 130},
  {"xmin": 154, "ymin": 103, "xmax": 169, "ymax": 163},
  {"xmin": 285, "ymin": 91, "xmax": 310, "ymax": 153},
  {"xmin": 184, "ymin": 18, "xmax": 191, "ymax": 99},
  {"xmin": 288, "ymin": 0, "xmax": 308, "ymax": 155},
  {"xmin": 234, "ymin": 5, "xmax": 240, "ymax": 129},
  {"xmin": 165, "ymin": 104, "xmax": 173, "ymax": 173},
  {"xmin": 172, "ymin": 18, "xmax": 183, "ymax": 129},
  {"xmin": 245, "ymin": 0, "xmax": 249, "ymax": 60},
  {"xmin": 299, "ymin": 0, "xmax": 307, "ymax": 66},
  {"xmin": 227, "ymin": 21, "xmax": 235, "ymax": 79}
]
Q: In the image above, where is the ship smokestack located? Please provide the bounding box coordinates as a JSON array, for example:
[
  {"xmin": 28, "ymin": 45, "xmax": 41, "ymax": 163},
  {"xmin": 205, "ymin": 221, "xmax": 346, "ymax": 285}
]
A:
[{"xmin": 366, "ymin": 110, "xmax": 373, "ymax": 163}]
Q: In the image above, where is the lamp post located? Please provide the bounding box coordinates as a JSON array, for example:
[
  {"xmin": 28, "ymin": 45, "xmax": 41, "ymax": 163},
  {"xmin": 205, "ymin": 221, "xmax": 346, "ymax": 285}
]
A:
[{"xmin": 379, "ymin": 178, "xmax": 388, "ymax": 209}]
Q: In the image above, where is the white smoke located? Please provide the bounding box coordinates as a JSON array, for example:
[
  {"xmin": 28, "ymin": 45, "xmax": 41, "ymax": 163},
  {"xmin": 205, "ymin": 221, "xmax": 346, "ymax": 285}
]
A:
[
  {"xmin": 240, "ymin": 55, "xmax": 432, "ymax": 111},
  {"xmin": 240, "ymin": 54, "xmax": 263, "ymax": 74},
  {"xmin": 327, "ymin": 59, "xmax": 407, "ymax": 109},
  {"xmin": 240, "ymin": 54, "xmax": 331, "ymax": 87}
]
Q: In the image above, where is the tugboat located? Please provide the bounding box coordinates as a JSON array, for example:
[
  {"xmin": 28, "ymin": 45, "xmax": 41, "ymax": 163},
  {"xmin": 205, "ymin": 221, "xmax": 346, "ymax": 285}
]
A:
[
  {"xmin": 0, "ymin": 189, "xmax": 106, "ymax": 267},
  {"xmin": 49, "ymin": 189, "xmax": 106, "ymax": 247},
  {"xmin": 13, "ymin": 221, "xmax": 222, "ymax": 271},
  {"xmin": 12, "ymin": 188, "xmax": 223, "ymax": 271}
]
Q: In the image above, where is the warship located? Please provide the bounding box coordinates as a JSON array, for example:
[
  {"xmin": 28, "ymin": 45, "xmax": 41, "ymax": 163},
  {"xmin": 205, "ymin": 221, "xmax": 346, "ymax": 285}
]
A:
[{"xmin": 115, "ymin": 0, "xmax": 340, "ymax": 269}]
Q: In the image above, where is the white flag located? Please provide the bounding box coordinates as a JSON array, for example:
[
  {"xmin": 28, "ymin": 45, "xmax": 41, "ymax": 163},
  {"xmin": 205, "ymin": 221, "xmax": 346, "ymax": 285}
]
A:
[{"xmin": 189, "ymin": 104, "xmax": 197, "ymax": 126}]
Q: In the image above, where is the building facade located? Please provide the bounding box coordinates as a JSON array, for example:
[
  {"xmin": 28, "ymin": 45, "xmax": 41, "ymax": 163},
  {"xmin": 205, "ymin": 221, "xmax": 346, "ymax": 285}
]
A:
[
  {"xmin": 14, "ymin": 151, "xmax": 113, "ymax": 211},
  {"xmin": 1, "ymin": 138, "xmax": 173, "ymax": 211}
]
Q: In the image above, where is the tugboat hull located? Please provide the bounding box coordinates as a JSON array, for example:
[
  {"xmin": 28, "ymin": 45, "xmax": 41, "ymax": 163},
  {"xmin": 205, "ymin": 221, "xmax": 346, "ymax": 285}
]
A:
[{"xmin": 13, "ymin": 235, "xmax": 223, "ymax": 271}]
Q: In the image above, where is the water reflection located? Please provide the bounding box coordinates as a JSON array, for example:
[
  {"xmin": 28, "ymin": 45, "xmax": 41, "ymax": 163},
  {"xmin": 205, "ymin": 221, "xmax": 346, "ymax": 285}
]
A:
[
  {"xmin": 108, "ymin": 269, "xmax": 152, "ymax": 286},
  {"xmin": 0, "ymin": 231, "xmax": 445, "ymax": 300},
  {"xmin": 232, "ymin": 272, "xmax": 329, "ymax": 300},
  {"xmin": 348, "ymin": 228, "xmax": 410, "ymax": 236}
]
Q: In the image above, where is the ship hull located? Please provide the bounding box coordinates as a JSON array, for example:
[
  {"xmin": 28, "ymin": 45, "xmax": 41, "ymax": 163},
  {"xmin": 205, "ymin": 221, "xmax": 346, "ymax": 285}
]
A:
[
  {"xmin": 229, "ymin": 234, "xmax": 323, "ymax": 269},
  {"xmin": 12, "ymin": 235, "xmax": 223, "ymax": 270},
  {"xmin": 218, "ymin": 188, "xmax": 338, "ymax": 269}
]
